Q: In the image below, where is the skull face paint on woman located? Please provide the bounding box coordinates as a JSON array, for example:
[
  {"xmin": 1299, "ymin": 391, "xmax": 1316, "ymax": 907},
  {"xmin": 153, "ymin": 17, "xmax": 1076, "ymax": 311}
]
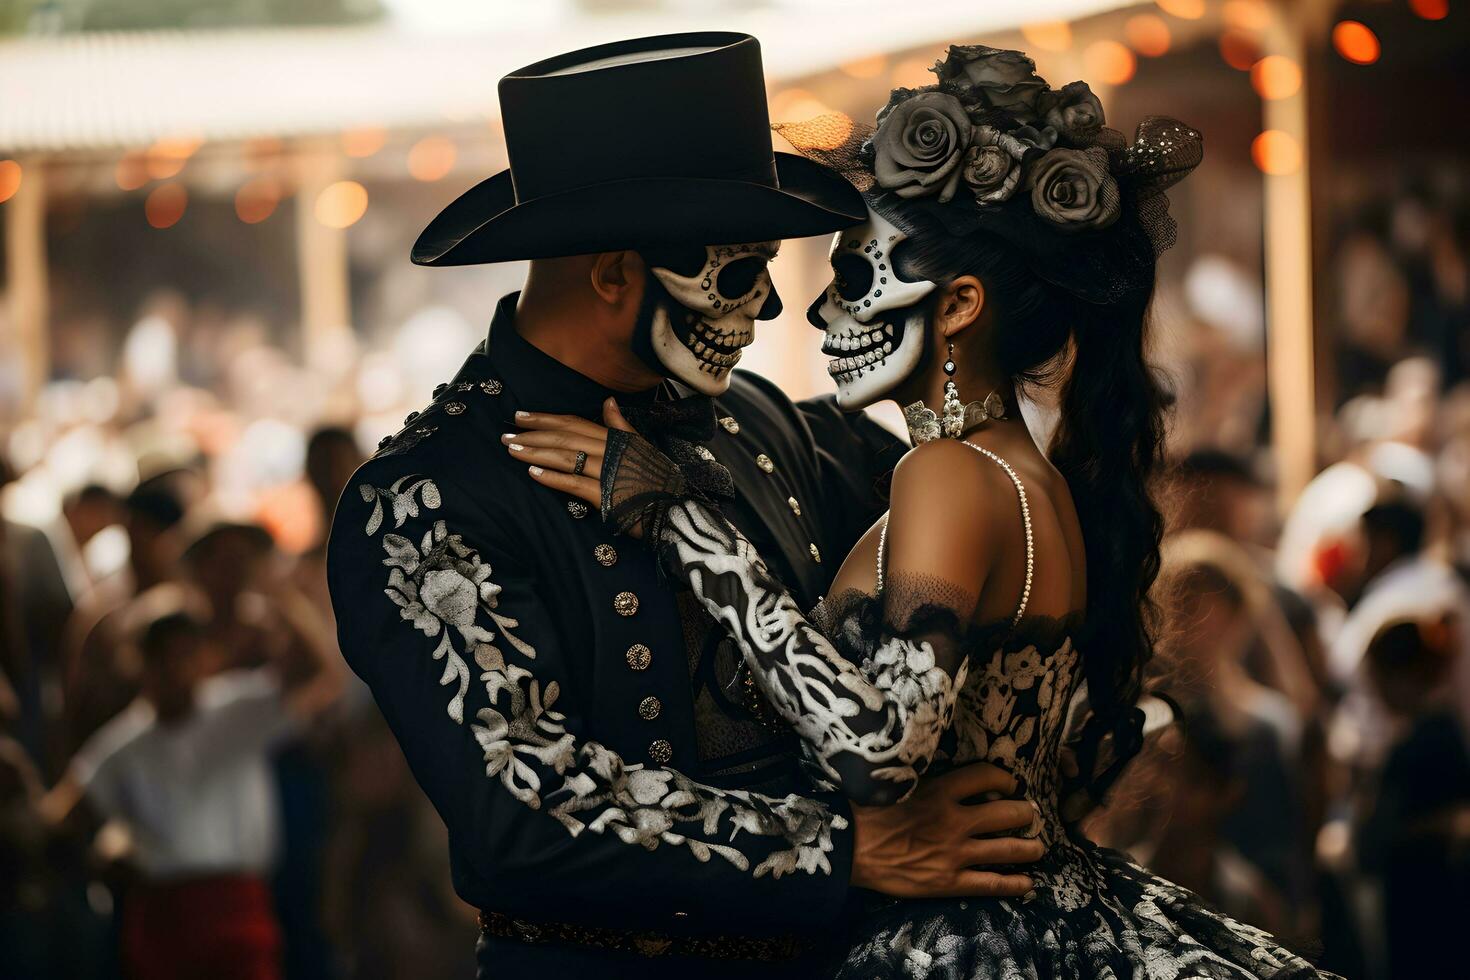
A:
[
  {"xmin": 808, "ymin": 208, "xmax": 938, "ymax": 409},
  {"xmin": 640, "ymin": 242, "xmax": 782, "ymax": 396}
]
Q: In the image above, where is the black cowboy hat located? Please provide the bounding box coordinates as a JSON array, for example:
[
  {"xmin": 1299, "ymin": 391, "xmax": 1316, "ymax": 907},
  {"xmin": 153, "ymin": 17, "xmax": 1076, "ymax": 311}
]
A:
[{"xmin": 412, "ymin": 32, "xmax": 866, "ymax": 266}]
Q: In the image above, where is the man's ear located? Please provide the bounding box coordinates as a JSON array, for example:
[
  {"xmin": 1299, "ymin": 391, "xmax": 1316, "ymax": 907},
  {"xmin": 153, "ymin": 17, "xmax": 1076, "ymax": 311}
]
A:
[
  {"xmin": 935, "ymin": 275, "xmax": 986, "ymax": 340},
  {"xmin": 590, "ymin": 250, "xmax": 645, "ymax": 309}
]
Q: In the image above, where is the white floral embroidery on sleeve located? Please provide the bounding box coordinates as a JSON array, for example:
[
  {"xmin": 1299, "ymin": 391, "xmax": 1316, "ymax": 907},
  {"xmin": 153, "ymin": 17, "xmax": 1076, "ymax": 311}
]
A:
[{"xmin": 358, "ymin": 476, "xmax": 845, "ymax": 877}]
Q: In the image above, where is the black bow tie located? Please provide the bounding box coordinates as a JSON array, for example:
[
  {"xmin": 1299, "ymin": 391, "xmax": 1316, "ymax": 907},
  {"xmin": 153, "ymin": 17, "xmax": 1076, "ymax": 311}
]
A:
[{"xmin": 620, "ymin": 396, "xmax": 734, "ymax": 504}]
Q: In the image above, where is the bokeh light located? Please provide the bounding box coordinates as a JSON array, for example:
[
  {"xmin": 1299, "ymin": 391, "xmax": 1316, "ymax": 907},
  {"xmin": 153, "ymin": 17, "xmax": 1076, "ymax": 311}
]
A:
[
  {"xmin": 342, "ymin": 127, "xmax": 387, "ymax": 158},
  {"xmin": 115, "ymin": 151, "xmax": 149, "ymax": 191},
  {"xmin": 0, "ymin": 159, "xmax": 21, "ymax": 204},
  {"xmin": 1222, "ymin": 0, "xmax": 1272, "ymax": 31},
  {"xmin": 145, "ymin": 136, "xmax": 202, "ymax": 180},
  {"xmin": 315, "ymin": 180, "xmax": 369, "ymax": 229},
  {"xmin": 838, "ymin": 53, "xmax": 887, "ymax": 79},
  {"xmin": 769, "ymin": 88, "xmax": 833, "ymax": 124},
  {"xmin": 1124, "ymin": 14, "xmax": 1172, "ymax": 57},
  {"xmin": 407, "ymin": 137, "xmax": 457, "ymax": 182},
  {"xmin": 1410, "ymin": 0, "xmax": 1448, "ymax": 19},
  {"xmin": 1252, "ymin": 130, "xmax": 1303, "ymax": 175},
  {"xmin": 1333, "ymin": 21, "xmax": 1381, "ymax": 65},
  {"xmin": 1219, "ymin": 30, "xmax": 1261, "ymax": 71},
  {"xmin": 145, "ymin": 183, "xmax": 188, "ymax": 228},
  {"xmin": 1155, "ymin": 0, "xmax": 1205, "ymax": 19},
  {"xmin": 1251, "ymin": 56, "xmax": 1303, "ymax": 100},
  {"xmin": 1084, "ymin": 40, "xmax": 1137, "ymax": 86},
  {"xmin": 1020, "ymin": 21, "xmax": 1073, "ymax": 53},
  {"xmin": 235, "ymin": 178, "xmax": 282, "ymax": 224},
  {"xmin": 889, "ymin": 57, "xmax": 934, "ymax": 89}
]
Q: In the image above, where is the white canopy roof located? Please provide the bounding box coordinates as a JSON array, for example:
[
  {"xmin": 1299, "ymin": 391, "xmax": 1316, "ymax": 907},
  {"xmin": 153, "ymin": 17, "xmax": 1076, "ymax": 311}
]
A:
[{"xmin": 0, "ymin": 0, "xmax": 1132, "ymax": 152}]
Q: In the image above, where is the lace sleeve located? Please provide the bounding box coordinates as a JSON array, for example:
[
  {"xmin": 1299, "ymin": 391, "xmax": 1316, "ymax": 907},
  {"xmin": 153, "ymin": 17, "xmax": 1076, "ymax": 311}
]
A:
[{"xmin": 657, "ymin": 499, "xmax": 975, "ymax": 806}]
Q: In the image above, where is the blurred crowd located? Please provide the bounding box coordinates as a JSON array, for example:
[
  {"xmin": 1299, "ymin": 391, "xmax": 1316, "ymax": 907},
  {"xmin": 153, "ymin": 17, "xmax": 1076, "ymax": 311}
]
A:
[{"xmin": 1, "ymin": 179, "xmax": 1468, "ymax": 980}]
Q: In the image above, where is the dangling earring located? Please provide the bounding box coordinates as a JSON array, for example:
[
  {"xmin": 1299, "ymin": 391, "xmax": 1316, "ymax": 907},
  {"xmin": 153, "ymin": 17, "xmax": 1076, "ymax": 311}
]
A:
[{"xmin": 941, "ymin": 343, "xmax": 965, "ymax": 438}]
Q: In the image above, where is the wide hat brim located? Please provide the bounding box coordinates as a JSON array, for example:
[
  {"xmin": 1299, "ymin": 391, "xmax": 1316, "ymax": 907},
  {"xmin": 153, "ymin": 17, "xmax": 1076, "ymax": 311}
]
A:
[{"xmin": 412, "ymin": 153, "xmax": 864, "ymax": 266}]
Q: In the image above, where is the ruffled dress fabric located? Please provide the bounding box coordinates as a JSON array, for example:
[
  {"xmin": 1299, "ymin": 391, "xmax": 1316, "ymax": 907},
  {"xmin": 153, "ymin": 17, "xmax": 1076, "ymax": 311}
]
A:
[{"xmin": 809, "ymin": 590, "xmax": 1336, "ymax": 980}]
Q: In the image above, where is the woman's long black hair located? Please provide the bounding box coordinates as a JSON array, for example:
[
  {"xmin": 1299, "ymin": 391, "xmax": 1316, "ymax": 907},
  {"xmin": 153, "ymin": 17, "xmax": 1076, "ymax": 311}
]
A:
[{"xmin": 892, "ymin": 208, "xmax": 1171, "ymax": 800}]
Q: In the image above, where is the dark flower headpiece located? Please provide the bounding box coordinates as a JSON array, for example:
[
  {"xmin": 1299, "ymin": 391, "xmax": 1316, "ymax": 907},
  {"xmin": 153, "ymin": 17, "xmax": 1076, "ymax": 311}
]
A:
[{"xmin": 777, "ymin": 45, "xmax": 1203, "ymax": 304}]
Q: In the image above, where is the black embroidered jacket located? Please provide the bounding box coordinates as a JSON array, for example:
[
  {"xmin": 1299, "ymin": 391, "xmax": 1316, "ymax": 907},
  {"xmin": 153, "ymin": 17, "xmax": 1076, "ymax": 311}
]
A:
[{"xmin": 326, "ymin": 294, "xmax": 901, "ymax": 970}]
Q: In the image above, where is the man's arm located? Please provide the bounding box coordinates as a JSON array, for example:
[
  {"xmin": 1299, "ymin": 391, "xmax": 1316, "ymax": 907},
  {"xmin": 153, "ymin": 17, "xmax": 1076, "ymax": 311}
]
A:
[{"xmin": 329, "ymin": 462, "xmax": 859, "ymax": 934}]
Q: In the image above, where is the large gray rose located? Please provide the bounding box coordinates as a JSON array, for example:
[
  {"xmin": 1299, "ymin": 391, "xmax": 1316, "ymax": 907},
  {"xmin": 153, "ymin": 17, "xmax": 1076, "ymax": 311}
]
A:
[
  {"xmin": 962, "ymin": 125, "xmax": 1025, "ymax": 204},
  {"xmin": 1027, "ymin": 146, "xmax": 1120, "ymax": 231},
  {"xmin": 935, "ymin": 45, "xmax": 1047, "ymax": 122},
  {"xmin": 873, "ymin": 92, "xmax": 972, "ymax": 202},
  {"xmin": 1042, "ymin": 81, "xmax": 1106, "ymax": 145}
]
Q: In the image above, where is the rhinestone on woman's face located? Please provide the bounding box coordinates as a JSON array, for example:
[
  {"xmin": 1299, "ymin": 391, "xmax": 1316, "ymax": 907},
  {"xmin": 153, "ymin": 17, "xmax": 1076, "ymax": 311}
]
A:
[
  {"xmin": 594, "ymin": 543, "xmax": 617, "ymax": 566},
  {"xmin": 613, "ymin": 591, "xmax": 639, "ymax": 617},
  {"xmin": 625, "ymin": 644, "xmax": 651, "ymax": 671}
]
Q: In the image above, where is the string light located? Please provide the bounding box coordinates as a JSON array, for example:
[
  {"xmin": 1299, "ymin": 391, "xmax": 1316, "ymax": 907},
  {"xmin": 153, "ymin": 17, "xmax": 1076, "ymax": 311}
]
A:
[
  {"xmin": 1332, "ymin": 21, "xmax": 1381, "ymax": 64},
  {"xmin": 1156, "ymin": 0, "xmax": 1205, "ymax": 19},
  {"xmin": 1251, "ymin": 55, "xmax": 1302, "ymax": 100},
  {"xmin": 1124, "ymin": 14, "xmax": 1172, "ymax": 57},
  {"xmin": 1084, "ymin": 40, "xmax": 1137, "ymax": 85},
  {"xmin": 315, "ymin": 180, "xmax": 368, "ymax": 229},
  {"xmin": 0, "ymin": 159, "xmax": 22, "ymax": 204},
  {"xmin": 145, "ymin": 183, "xmax": 188, "ymax": 228},
  {"xmin": 1219, "ymin": 29, "xmax": 1260, "ymax": 71},
  {"xmin": 1409, "ymin": 0, "xmax": 1448, "ymax": 19},
  {"xmin": 1021, "ymin": 21, "xmax": 1073, "ymax": 53},
  {"xmin": 342, "ymin": 128, "xmax": 387, "ymax": 158},
  {"xmin": 235, "ymin": 178, "xmax": 281, "ymax": 224},
  {"xmin": 1252, "ymin": 130, "xmax": 1302, "ymax": 175},
  {"xmin": 407, "ymin": 137, "xmax": 456, "ymax": 182}
]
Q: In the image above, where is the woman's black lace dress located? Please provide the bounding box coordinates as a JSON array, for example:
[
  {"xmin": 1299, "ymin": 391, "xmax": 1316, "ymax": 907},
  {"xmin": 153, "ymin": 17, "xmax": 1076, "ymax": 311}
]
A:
[{"xmin": 609, "ymin": 430, "xmax": 1335, "ymax": 979}]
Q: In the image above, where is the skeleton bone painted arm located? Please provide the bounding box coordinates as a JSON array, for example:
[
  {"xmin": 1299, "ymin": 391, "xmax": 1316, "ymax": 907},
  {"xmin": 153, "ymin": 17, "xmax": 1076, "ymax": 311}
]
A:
[{"xmin": 658, "ymin": 499, "xmax": 972, "ymax": 806}]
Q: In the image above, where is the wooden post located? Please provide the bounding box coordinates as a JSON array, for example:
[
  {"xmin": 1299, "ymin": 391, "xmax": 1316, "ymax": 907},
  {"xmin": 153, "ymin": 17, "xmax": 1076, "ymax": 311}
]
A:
[
  {"xmin": 293, "ymin": 140, "xmax": 352, "ymax": 366},
  {"xmin": 4, "ymin": 156, "xmax": 48, "ymax": 416},
  {"xmin": 1261, "ymin": 1, "xmax": 1326, "ymax": 512}
]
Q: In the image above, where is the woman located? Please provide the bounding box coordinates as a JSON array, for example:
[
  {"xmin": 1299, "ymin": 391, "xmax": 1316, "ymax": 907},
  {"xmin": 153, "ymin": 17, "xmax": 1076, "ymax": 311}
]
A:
[{"xmin": 509, "ymin": 45, "xmax": 1334, "ymax": 979}]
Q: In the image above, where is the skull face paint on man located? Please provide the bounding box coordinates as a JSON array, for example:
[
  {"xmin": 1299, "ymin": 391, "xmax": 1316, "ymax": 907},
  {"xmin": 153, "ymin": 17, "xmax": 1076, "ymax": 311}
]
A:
[
  {"xmin": 639, "ymin": 242, "xmax": 782, "ymax": 396},
  {"xmin": 807, "ymin": 208, "xmax": 938, "ymax": 409}
]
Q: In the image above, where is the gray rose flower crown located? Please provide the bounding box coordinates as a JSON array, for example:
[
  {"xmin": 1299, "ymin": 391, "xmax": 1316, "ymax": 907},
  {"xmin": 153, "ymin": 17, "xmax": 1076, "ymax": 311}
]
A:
[{"xmin": 778, "ymin": 45, "xmax": 1203, "ymax": 304}]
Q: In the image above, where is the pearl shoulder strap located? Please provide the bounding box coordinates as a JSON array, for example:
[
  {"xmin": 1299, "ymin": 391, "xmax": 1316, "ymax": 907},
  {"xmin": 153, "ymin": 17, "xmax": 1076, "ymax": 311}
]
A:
[{"xmin": 876, "ymin": 442, "xmax": 1035, "ymax": 628}]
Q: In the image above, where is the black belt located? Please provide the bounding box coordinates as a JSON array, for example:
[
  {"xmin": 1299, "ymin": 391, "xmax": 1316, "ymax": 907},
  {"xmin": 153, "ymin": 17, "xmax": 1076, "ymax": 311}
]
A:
[{"xmin": 477, "ymin": 909, "xmax": 814, "ymax": 961}]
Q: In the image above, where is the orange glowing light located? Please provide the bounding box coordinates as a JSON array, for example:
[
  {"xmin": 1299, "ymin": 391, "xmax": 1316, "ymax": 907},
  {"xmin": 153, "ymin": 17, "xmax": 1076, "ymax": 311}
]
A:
[
  {"xmin": 1124, "ymin": 14, "xmax": 1172, "ymax": 57},
  {"xmin": 839, "ymin": 53, "xmax": 887, "ymax": 79},
  {"xmin": 145, "ymin": 183, "xmax": 188, "ymax": 228},
  {"xmin": 1410, "ymin": 0, "xmax": 1448, "ymax": 19},
  {"xmin": 1251, "ymin": 55, "xmax": 1302, "ymax": 100},
  {"xmin": 235, "ymin": 178, "xmax": 281, "ymax": 224},
  {"xmin": 407, "ymin": 137, "xmax": 457, "ymax": 182},
  {"xmin": 1222, "ymin": 0, "xmax": 1272, "ymax": 31},
  {"xmin": 1021, "ymin": 21, "xmax": 1073, "ymax": 53},
  {"xmin": 1219, "ymin": 30, "xmax": 1260, "ymax": 71},
  {"xmin": 1251, "ymin": 130, "xmax": 1302, "ymax": 175},
  {"xmin": 145, "ymin": 136, "xmax": 202, "ymax": 180},
  {"xmin": 1156, "ymin": 0, "xmax": 1205, "ymax": 19},
  {"xmin": 342, "ymin": 127, "xmax": 387, "ymax": 158},
  {"xmin": 770, "ymin": 88, "xmax": 834, "ymax": 125},
  {"xmin": 315, "ymin": 180, "xmax": 368, "ymax": 229},
  {"xmin": 0, "ymin": 160, "xmax": 22, "ymax": 204},
  {"xmin": 115, "ymin": 151, "xmax": 149, "ymax": 191},
  {"xmin": 890, "ymin": 58, "xmax": 935, "ymax": 89},
  {"xmin": 1084, "ymin": 40, "xmax": 1136, "ymax": 85},
  {"xmin": 1333, "ymin": 21, "xmax": 1381, "ymax": 64}
]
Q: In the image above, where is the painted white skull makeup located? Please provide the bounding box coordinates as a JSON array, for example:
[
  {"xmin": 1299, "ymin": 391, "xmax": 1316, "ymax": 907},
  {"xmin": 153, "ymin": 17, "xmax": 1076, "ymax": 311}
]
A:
[
  {"xmin": 810, "ymin": 209, "xmax": 937, "ymax": 409},
  {"xmin": 649, "ymin": 242, "xmax": 780, "ymax": 396}
]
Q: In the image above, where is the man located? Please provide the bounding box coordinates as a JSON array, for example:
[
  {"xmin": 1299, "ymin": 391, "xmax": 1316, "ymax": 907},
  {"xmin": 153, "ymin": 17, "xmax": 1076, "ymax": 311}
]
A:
[
  {"xmin": 328, "ymin": 33, "xmax": 1041, "ymax": 979},
  {"xmin": 42, "ymin": 586, "xmax": 342, "ymax": 980}
]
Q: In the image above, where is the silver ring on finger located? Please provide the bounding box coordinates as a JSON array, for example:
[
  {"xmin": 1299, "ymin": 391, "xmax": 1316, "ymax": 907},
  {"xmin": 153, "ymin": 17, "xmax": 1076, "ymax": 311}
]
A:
[{"xmin": 573, "ymin": 451, "xmax": 588, "ymax": 476}]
